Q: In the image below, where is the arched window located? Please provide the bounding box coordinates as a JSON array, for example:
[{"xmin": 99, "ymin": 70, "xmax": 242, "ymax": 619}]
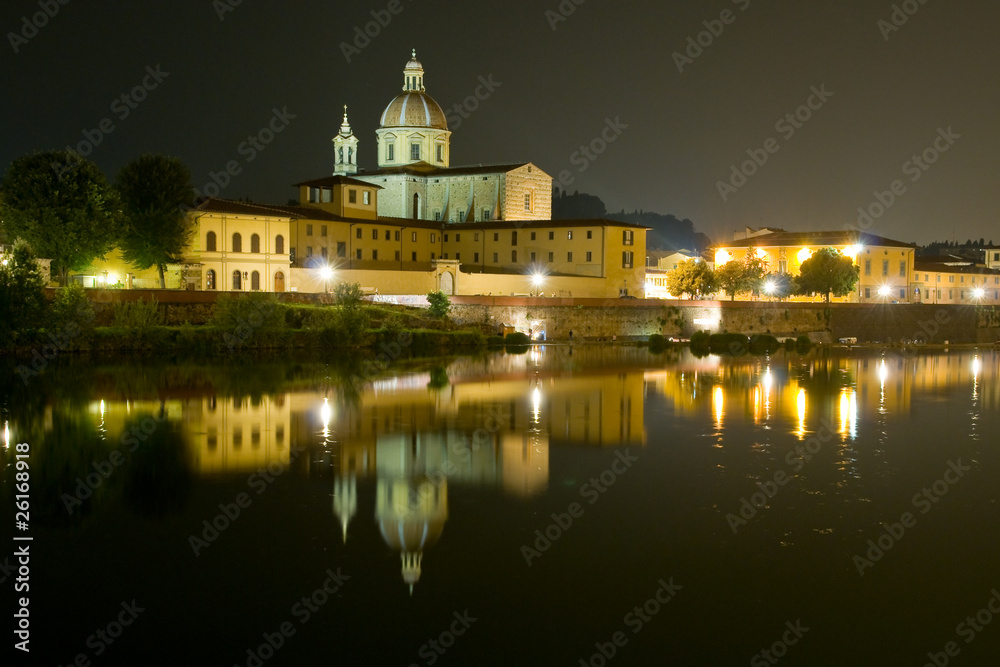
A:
[
  {"xmin": 206, "ymin": 269, "xmax": 216, "ymax": 290},
  {"xmin": 251, "ymin": 271, "xmax": 260, "ymax": 291},
  {"xmin": 251, "ymin": 234, "xmax": 260, "ymax": 254},
  {"xmin": 232, "ymin": 270, "xmax": 242, "ymax": 290},
  {"xmin": 232, "ymin": 233, "xmax": 242, "ymax": 253},
  {"xmin": 275, "ymin": 235, "xmax": 284, "ymax": 254},
  {"xmin": 206, "ymin": 231, "xmax": 217, "ymax": 252}
]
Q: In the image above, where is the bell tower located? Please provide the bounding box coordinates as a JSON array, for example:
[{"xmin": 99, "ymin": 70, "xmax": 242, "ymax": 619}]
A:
[{"xmin": 333, "ymin": 105, "xmax": 359, "ymax": 175}]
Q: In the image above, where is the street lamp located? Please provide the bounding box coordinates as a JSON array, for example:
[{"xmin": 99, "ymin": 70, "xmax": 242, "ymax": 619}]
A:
[
  {"xmin": 973, "ymin": 287, "xmax": 986, "ymax": 302},
  {"xmin": 320, "ymin": 265, "xmax": 334, "ymax": 294},
  {"xmin": 878, "ymin": 285, "xmax": 892, "ymax": 299},
  {"xmin": 531, "ymin": 272, "xmax": 544, "ymax": 297}
]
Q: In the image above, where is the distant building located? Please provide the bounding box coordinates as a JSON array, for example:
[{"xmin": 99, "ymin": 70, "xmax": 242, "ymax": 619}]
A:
[{"xmin": 912, "ymin": 260, "xmax": 1000, "ymax": 304}]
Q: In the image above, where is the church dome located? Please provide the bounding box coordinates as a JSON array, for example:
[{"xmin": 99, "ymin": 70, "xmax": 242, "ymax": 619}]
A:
[
  {"xmin": 380, "ymin": 92, "xmax": 448, "ymax": 130},
  {"xmin": 379, "ymin": 50, "xmax": 449, "ymax": 131}
]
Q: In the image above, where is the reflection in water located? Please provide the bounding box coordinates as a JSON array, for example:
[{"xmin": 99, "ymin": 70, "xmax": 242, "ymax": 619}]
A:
[{"xmin": 3, "ymin": 348, "xmax": 998, "ymax": 591}]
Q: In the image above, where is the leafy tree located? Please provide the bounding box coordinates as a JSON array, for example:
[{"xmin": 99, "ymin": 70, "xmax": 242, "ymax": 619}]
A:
[
  {"xmin": 1, "ymin": 151, "xmax": 119, "ymax": 285},
  {"xmin": 116, "ymin": 154, "xmax": 196, "ymax": 289},
  {"xmin": 716, "ymin": 253, "xmax": 766, "ymax": 301},
  {"xmin": 665, "ymin": 259, "xmax": 716, "ymax": 299},
  {"xmin": 0, "ymin": 240, "xmax": 47, "ymax": 342},
  {"xmin": 795, "ymin": 247, "xmax": 860, "ymax": 303},
  {"xmin": 427, "ymin": 290, "xmax": 450, "ymax": 318},
  {"xmin": 333, "ymin": 282, "xmax": 364, "ymax": 308}
]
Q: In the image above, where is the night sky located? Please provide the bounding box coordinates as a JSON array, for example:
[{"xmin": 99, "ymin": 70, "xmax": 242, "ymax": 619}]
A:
[{"xmin": 4, "ymin": 0, "xmax": 998, "ymax": 246}]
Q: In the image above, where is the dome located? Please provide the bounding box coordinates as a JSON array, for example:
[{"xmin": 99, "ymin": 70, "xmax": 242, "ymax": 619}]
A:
[{"xmin": 380, "ymin": 92, "xmax": 449, "ymax": 130}]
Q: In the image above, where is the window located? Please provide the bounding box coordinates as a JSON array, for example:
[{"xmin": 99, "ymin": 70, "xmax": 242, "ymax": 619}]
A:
[
  {"xmin": 349, "ymin": 190, "xmax": 357, "ymax": 204},
  {"xmin": 778, "ymin": 260, "xmax": 787, "ymax": 274},
  {"xmin": 567, "ymin": 252, "xmax": 573, "ymax": 262},
  {"xmin": 994, "ymin": 252, "xmax": 999, "ymax": 262},
  {"xmin": 548, "ymin": 252, "xmax": 554, "ymax": 262},
  {"xmin": 949, "ymin": 289, "xmax": 954, "ymax": 299},
  {"xmin": 882, "ymin": 260, "xmax": 889, "ymax": 276},
  {"xmin": 530, "ymin": 252, "xmax": 536, "ymax": 262},
  {"xmin": 306, "ymin": 224, "xmax": 313, "ymax": 236},
  {"xmin": 251, "ymin": 425, "xmax": 260, "ymax": 447},
  {"xmin": 568, "ymin": 231, "xmax": 574, "ymax": 240},
  {"xmin": 456, "ymin": 253, "xmax": 461, "ymax": 261},
  {"xmin": 482, "ymin": 209, "xmax": 491, "ymax": 221},
  {"xmin": 431, "ymin": 253, "xmax": 435, "ymax": 260},
  {"xmin": 456, "ymin": 233, "xmax": 461, "ymax": 242},
  {"xmin": 372, "ymin": 229, "xmax": 378, "ymax": 240},
  {"xmin": 622, "ymin": 251, "xmax": 634, "ymax": 269},
  {"xmin": 411, "ymin": 144, "xmax": 420, "ymax": 160},
  {"xmin": 411, "ymin": 251, "xmax": 417, "ymax": 261},
  {"xmin": 434, "ymin": 211, "xmax": 441, "ymax": 221},
  {"xmin": 587, "ymin": 231, "xmax": 593, "ymax": 239},
  {"xmin": 444, "ymin": 233, "xmax": 449, "ymax": 242},
  {"xmin": 233, "ymin": 426, "xmax": 242, "ymax": 448},
  {"xmin": 474, "ymin": 252, "xmax": 479, "ymax": 263},
  {"xmin": 363, "ymin": 191, "xmax": 371, "ymax": 205},
  {"xmin": 251, "ymin": 234, "xmax": 260, "ymax": 253},
  {"xmin": 337, "ymin": 242, "xmax": 346, "ymax": 258},
  {"xmin": 356, "ymin": 249, "xmax": 362, "ymax": 260},
  {"xmin": 232, "ymin": 270, "xmax": 242, "ymax": 290},
  {"xmin": 512, "ymin": 250, "xmax": 517, "ymax": 262},
  {"xmin": 206, "ymin": 231, "xmax": 217, "ymax": 252},
  {"xmin": 356, "ymin": 228, "xmax": 362, "ymax": 239},
  {"xmin": 385, "ymin": 230, "xmax": 391, "ymax": 241},
  {"xmin": 395, "ymin": 250, "xmax": 401, "ymax": 261},
  {"xmin": 512, "ymin": 231, "xmax": 518, "ymax": 245},
  {"xmin": 306, "ymin": 246, "xmax": 313, "ymax": 257},
  {"xmin": 949, "ymin": 275, "xmax": 955, "ymax": 283},
  {"xmin": 251, "ymin": 271, "xmax": 260, "ymax": 291},
  {"xmin": 900, "ymin": 288, "xmax": 906, "ymax": 299},
  {"xmin": 321, "ymin": 247, "xmax": 328, "ymax": 259},
  {"xmin": 436, "ymin": 145, "xmax": 443, "ymax": 162},
  {"xmin": 474, "ymin": 233, "xmax": 479, "ymax": 242},
  {"xmin": 275, "ymin": 235, "xmax": 284, "ymax": 254},
  {"xmin": 493, "ymin": 233, "xmax": 499, "ymax": 241},
  {"xmin": 387, "ymin": 144, "xmax": 394, "ymax": 161},
  {"xmin": 232, "ymin": 233, "xmax": 242, "ymax": 253},
  {"xmin": 412, "ymin": 232, "xmax": 417, "ymax": 242},
  {"xmin": 431, "ymin": 233, "xmax": 436, "ymax": 243},
  {"xmin": 548, "ymin": 231, "xmax": 554, "ymax": 240},
  {"xmin": 493, "ymin": 252, "xmax": 499, "ymax": 263},
  {"xmin": 586, "ymin": 251, "xmax": 592, "ymax": 262},
  {"xmin": 443, "ymin": 253, "xmax": 448, "ymax": 259},
  {"xmin": 864, "ymin": 259, "xmax": 871, "ymax": 276},
  {"xmin": 531, "ymin": 232, "xmax": 536, "ymax": 241},
  {"xmin": 623, "ymin": 230, "xmax": 634, "ymax": 245},
  {"xmin": 899, "ymin": 261, "xmax": 906, "ymax": 277},
  {"xmin": 865, "ymin": 288, "xmax": 871, "ymax": 299},
  {"xmin": 372, "ymin": 249, "xmax": 378, "ymax": 260},
  {"xmin": 395, "ymin": 230, "xmax": 400, "ymax": 242},
  {"xmin": 936, "ymin": 274, "xmax": 941, "ymax": 282},
  {"xmin": 206, "ymin": 269, "xmax": 215, "ymax": 290}
]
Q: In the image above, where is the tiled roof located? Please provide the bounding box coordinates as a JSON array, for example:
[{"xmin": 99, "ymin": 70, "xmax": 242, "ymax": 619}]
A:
[
  {"xmin": 357, "ymin": 162, "xmax": 540, "ymax": 178},
  {"xmin": 291, "ymin": 176, "xmax": 383, "ymax": 189},
  {"xmin": 914, "ymin": 261, "xmax": 1000, "ymax": 275},
  {"xmin": 716, "ymin": 230, "xmax": 915, "ymax": 249}
]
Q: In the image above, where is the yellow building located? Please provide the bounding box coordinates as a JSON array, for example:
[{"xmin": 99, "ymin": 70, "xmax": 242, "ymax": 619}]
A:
[
  {"xmin": 913, "ymin": 259, "xmax": 1000, "ymax": 304},
  {"xmin": 712, "ymin": 228, "xmax": 917, "ymax": 303}
]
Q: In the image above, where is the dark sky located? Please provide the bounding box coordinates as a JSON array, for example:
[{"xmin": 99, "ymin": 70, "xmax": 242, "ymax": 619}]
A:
[{"xmin": 4, "ymin": 0, "xmax": 998, "ymax": 246}]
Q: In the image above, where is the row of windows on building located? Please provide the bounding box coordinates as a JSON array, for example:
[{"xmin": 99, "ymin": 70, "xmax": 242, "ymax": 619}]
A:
[
  {"xmin": 917, "ymin": 273, "xmax": 1000, "ymax": 284},
  {"xmin": 385, "ymin": 143, "xmax": 445, "ymax": 163},
  {"xmin": 301, "ymin": 227, "xmax": 626, "ymax": 245},
  {"xmin": 863, "ymin": 259, "xmax": 908, "ymax": 278},
  {"xmin": 205, "ymin": 423, "xmax": 285, "ymax": 449},
  {"xmin": 308, "ymin": 247, "xmax": 636, "ymax": 269},
  {"xmin": 307, "ymin": 188, "xmax": 372, "ymax": 205},
  {"xmin": 206, "ymin": 232, "xmax": 284, "ymax": 255},
  {"xmin": 204, "ymin": 269, "xmax": 285, "ymax": 291}
]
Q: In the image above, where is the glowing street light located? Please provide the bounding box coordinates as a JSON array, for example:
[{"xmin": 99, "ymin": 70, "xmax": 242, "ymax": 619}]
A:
[
  {"xmin": 764, "ymin": 279, "xmax": 776, "ymax": 295},
  {"xmin": 320, "ymin": 265, "xmax": 334, "ymax": 293},
  {"xmin": 972, "ymin": 287, "xmax": 986, "ymax": 301},
  {"xmin": 531, "ymin": 272, "xmax": 544, "ymax": 297},
  {"xmin": 878, "ymin": 285, "xmax": 892, "ymax": 298}
]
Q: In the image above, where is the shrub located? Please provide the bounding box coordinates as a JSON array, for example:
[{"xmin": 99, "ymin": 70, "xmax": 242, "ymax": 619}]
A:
[
  {"xmin": 486, "ymin": 335, "xmax": 505, "ymax": 347},
  {"xmin": 0, "ymin": 239, "xmax": 47, "ymax": 342},
  {"xmin": 749, "ymin": 334, "xmax": 780, "ymax": 355},
  {"xmin": 212, "ymin": 293, "xmax": 286, "ymax": 349},
  {"xmin": 113, "ymin": 298, "xmax": 162, "ymax": 331},
  {"xmin": 427, "ymin": 290, "xmax": 450, "ymax": 319},
  {"xmin": 690, "ymin": 330, "xmax": 711, "ymax": 352},
  {"xmin": 504, "ymin": 332, "xmax": 531, "ymax": 346},
  {"xmin": 333, "ymin": 282, "xmax": 363, "ymax": 308},
  {"xmin": 709, "ymin": 333, "xmax": 749, "ymax": 356},
  {"xmin": 795, "ymin": 334, "xmax": 812, "ymax": 353},
  {"xmin": 648, "ymin": 333, "xmax": 668, "ymax": 353},
  {"xmin": 48, "ymin": 283, "xmax": 96, "ymax": 342}
]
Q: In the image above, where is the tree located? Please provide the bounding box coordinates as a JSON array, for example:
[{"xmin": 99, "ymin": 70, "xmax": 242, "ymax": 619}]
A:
[
  {"xmin": 427, "ymin": 290, "xmax": 450, "ymax": 318},
  {"xmin": 0, "ymin": 240, "xmax": 47, "ymax": 342},
  {"xmin": 716, "ymin": 253, "xmax": 766, "ymax": 301},
  {"xmin": 116, "ymin": 154, "xmax": 196, "ymax": 289},
  {"xmin": 795, "ymin": 247, "xmax": 860, "ymax": 303},
  {"xmin": 1, "ymin": 151, "xmax": 119, "ymax": 285},
  {"xmin": 666, "ymin": 259, "xmax": 716, "ymax": 299},
  {"xmin": 333, "ymin": 282, "xmax": 363, "ymax": 308},
  {"xmin": 762, "ymin": 272, "xmax": 795, "ymax": 301}
]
